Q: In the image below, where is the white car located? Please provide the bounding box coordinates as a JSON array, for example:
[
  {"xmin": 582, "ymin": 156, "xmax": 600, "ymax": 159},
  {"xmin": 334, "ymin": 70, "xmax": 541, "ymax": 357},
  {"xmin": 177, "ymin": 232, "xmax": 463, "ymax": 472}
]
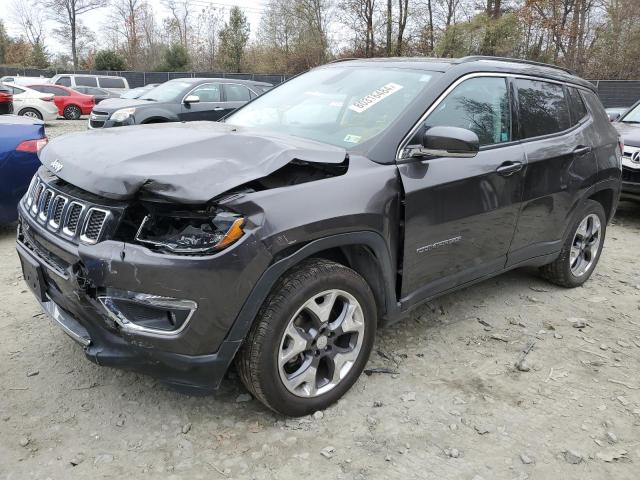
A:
[{"xmin": 3, "ymin": 83, "xmax": 58, "ymax": 121}]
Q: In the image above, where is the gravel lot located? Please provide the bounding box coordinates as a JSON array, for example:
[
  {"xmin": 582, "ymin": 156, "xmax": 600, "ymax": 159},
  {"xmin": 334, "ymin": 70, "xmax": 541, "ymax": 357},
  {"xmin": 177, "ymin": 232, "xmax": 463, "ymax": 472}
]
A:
[{"xmin": 1, "ymin": 119, "xmax": 639, "ymax": 479}]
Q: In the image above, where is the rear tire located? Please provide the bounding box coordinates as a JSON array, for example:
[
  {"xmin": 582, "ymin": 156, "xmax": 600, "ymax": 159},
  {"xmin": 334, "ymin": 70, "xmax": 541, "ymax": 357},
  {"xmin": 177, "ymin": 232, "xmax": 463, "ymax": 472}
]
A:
[
  {"xmin": 18, "ymin": 108, "xmax": 42, "ymax": 120},
  {"xmin": 63, "ymin": 104, "xmax": 81, "ymax": 120},
  {"xmin": 236, "ymin": 258, "xmax": 377, "ymax": 417},
  {"xmin": 539, "ymin": 200, "xmax": 606, "ymax": 287}
]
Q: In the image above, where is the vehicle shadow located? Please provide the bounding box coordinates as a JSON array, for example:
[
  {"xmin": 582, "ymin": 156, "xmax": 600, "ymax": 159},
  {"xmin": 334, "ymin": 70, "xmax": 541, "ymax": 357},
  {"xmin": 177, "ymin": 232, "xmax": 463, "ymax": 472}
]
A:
[{"xmin": 613, "ymin": 199, "xmax": 640, "ymax": 227}]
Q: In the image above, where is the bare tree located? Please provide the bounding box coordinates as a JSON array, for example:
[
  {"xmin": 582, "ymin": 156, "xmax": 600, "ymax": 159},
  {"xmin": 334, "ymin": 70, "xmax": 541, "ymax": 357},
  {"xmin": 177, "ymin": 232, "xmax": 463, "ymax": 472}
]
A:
[
  {"xmin": 107, "ymin": 0, "xmax": 146, "ymax": 69},
  {"xmin": 12, "ymin": 0, "xmax": 47, "ymax": 47},
  {"xmin": 163, "ymin": 0, "xmax": 191, "ymax": 48},
  {"xmin": 42, "ymin": 0, "xmax": 106, "ymax": 68}
]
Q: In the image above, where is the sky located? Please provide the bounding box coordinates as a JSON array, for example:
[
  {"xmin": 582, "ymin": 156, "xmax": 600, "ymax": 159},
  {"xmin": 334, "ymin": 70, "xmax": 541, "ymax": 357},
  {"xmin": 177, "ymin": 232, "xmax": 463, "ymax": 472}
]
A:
[{"xmin": 1, "ymin": 0, "xmax": 268, "ymax": 55}]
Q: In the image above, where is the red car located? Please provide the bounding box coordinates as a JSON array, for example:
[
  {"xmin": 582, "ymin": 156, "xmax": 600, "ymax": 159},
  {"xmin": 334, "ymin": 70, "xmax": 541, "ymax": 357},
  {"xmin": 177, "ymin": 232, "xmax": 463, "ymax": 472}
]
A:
[
  {"xmin": 27, "ymin": 84, "xmax": 95, "ymax": 120},
  {"xmin": 0, "ymin": 84, "xmax": 13, "ymax": 114}
]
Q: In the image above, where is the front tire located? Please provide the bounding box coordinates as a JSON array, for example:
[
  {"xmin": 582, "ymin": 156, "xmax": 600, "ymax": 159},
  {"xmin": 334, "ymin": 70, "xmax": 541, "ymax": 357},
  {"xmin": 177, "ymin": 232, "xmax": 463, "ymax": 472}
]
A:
[
  {"xmin": 18, "ymin": 108, "xmax": 42, "ymax": 120},
  {"xmin": 540, "ymin": 200, "xmax": 606, "ymax": 287},
  {"xmin": 236, "ymin": 259, "xmax": 377, "ymax": 416},
  {"xmin": 63, "ymin": 104, "xmax": 81, "ymax": 120}
]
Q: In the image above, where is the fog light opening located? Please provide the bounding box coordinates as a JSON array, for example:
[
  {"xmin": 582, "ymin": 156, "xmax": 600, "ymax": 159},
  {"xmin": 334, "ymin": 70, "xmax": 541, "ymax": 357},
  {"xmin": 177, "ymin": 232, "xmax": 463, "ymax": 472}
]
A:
[{"xmin": 98, "ymin": 289, "xmax": 197, "ymax": 336}]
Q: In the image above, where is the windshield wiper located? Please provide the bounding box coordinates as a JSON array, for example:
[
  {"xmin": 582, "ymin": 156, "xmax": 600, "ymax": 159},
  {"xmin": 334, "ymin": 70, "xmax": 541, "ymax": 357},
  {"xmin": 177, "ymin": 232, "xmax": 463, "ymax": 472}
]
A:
[
  {"xmin": 621, "ymin": 120, "xmax": 640, "ymax": 124},
  {"xmin": 141, "ymin": 98, "xmax": 156, "ymax": 101}
]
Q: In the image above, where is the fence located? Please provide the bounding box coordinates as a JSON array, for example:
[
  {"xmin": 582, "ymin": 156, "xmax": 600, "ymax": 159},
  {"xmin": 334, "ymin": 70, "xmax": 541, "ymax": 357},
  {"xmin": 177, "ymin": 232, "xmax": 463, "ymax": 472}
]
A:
[
  {"xmin": 0, "ymin": 66, "xmax": 289, "ymax": 88},
  {"xmin": 2, "ymin": 65, "xmax": 640, "ymax": 108}
]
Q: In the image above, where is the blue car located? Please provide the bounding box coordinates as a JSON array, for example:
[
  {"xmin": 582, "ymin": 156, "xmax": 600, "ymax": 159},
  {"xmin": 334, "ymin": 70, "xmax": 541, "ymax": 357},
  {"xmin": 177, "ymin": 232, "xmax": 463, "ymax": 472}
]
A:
[{"xmin": 0, "ymin": 115, "xmax": 47, "ymax": 223}]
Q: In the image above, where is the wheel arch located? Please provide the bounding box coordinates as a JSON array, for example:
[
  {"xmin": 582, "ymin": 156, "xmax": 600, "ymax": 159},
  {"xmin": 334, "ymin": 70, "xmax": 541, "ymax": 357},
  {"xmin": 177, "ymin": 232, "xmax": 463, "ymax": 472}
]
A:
[
  {"xmin": 225, "ymin": 232, "xmax": 399, "ymax": 346},
  {"xmin": 141, "ymin": 116, "xmax": 170, "ymax": 124}
]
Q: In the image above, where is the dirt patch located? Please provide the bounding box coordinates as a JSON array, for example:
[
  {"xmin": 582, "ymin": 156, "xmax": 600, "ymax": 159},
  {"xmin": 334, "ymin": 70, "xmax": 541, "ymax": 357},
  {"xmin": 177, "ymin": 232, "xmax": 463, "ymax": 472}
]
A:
[{"xmin": 1, "ymin": 201, "xmax": 639, "ymax": 479}]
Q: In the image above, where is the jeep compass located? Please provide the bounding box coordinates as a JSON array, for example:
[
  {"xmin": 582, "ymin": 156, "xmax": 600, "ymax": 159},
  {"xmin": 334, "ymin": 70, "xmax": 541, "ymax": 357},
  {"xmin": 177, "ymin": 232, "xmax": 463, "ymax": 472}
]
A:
[{"xmin": 16, "ymin": 57, "xmax": 621, "ymax": 416}]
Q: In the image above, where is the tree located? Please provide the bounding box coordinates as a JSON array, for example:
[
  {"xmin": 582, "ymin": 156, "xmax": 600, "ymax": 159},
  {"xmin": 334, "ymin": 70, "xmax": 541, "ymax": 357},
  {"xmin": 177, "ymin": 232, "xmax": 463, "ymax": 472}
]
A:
[
  {"xmin": 160, "ymin": 42, "xmax": 190, "ymax": 71},
  {"xmin": 41, "ymin": 0, "xmax": 106, "ymax": 69},
  {"xmin": 0, "ymin": 21, "xmax": 10, "ymax": 64},
  {"xmin": 12, "ymin": 0, "xmax": 47, "ymax": 47},
  {"xmin": 218, "ymin": 6, "xmax": 250, "ymax": 72},
  {"xmin": 30, "ymin": 43, "xmax": 50, "ymax": 68},
  {"xmin": 94, "ymin": 49, "xmax": 127, "ymax": 70},
  {"xmin": 5, "ymin": 40, "xmax": 32, "ymax": 66},
  {"xmin": 163, "ymin": 0, "xmax": 191, "ymax": 48},
  {"xmin": 107, "ymin": 0, "xmax": 146, "ymax": 69}
]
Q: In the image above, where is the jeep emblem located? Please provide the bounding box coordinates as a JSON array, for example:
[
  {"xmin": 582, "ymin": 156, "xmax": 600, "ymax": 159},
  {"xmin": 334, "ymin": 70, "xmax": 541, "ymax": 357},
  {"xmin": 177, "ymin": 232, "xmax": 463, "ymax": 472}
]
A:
[{"xmin": 50, "ymin": 159, "xmax": 63, "ymax": 173}]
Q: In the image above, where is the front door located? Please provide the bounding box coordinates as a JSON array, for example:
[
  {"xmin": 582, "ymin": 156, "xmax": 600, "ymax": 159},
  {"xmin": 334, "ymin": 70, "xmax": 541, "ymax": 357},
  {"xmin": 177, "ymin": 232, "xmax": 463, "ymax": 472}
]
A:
[
  {"xmin": 180, "ymin": 83, "xmax": 226, "ymax": 121},
  {"xmin": 399, "ymin": 75, "xmax": 526, "ymax": 303}
]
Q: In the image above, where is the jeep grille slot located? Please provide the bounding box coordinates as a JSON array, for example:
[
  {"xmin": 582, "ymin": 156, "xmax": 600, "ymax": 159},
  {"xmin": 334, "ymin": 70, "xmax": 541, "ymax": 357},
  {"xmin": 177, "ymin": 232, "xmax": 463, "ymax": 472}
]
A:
[
  {"xmin": 31, "ymin": 183, "xmax": 44, "ymax": 215},
  {"xmin": 65, "ymin": 203, "xmax": 83, "ymax": 234},
  {"xmin": 49, "ymin": 196, "xmax": 67, "ymax": 229},
  {"xmin": 81, "ymin": 209, "xmax": 108, "ymax": 243},
  {"xmin": 38, "ymin": 190, "xmax": 54, "ymax": 222}
]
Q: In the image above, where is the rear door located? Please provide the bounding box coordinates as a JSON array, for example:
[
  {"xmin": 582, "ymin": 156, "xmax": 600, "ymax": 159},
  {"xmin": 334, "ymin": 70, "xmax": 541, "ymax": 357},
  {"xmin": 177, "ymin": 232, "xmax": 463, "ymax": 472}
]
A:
[
  {"xmin": 399, "ymin": 75, "xmax": 526, "ymax": 301},
  {"xmin": 507, "ymin": 78, "xmax": 598, "ymax": 265},
  {"xmin": 179, "ymin": 82, "xmax": 226, "ymax": 121},
  {"xmin": 222, "ymin": 83, "xmax": 253, "ymax": 116}
]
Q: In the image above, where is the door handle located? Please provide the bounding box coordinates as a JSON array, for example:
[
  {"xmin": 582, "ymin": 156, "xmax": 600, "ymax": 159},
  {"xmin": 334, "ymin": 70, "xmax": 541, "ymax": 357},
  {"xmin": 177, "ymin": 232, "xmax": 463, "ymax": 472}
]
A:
[
  {"xmin": 496, "ymin": 161, "xmax": 523, "ymax": 176},
  {"xmin": 213, "ymin": 107, "xmax": 225, "ymax": 111},
  {"xmin": 573, "ymin": 145, "xmax": 592, "ymax": 156}
]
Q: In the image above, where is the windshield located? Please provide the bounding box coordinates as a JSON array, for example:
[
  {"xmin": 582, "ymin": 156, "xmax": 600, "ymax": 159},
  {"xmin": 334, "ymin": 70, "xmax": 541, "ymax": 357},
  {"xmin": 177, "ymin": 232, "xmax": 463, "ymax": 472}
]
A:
[
  {"xmin": 139, "ymin": 81, "xmax": 191, "ymax": 102},
  {"xmin": 621, "ymin": 103, "xmax": 640, "ymax": 123},
  {"xmin": 226, "ymin": 67, "xmax": 438, "ymax": 148}
]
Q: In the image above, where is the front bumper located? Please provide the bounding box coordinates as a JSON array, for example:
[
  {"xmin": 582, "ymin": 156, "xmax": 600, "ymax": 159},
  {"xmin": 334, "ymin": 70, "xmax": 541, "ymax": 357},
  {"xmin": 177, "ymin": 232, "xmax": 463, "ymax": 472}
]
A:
[
  {"xmin": 16, "ymin": 196, "xmax": 270, "ymax": 391},
  {"xmin": 88, "ymin": 112, "xmax": 134, "ymax": 129}
]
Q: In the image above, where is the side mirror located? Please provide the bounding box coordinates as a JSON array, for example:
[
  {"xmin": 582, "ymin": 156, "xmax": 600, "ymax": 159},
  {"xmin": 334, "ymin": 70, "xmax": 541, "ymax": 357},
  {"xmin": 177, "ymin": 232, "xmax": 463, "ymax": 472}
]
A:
[
  {"xmin": 405, "ymin": 126, "xmax": 480, "ymax": 160},
  {"xmin": 184, "ymin": 95, "xmax": 200, "ymax": 104},
  {"xmin": 608, "ymin": 112, "xmax": 621, "ymax": 122}
]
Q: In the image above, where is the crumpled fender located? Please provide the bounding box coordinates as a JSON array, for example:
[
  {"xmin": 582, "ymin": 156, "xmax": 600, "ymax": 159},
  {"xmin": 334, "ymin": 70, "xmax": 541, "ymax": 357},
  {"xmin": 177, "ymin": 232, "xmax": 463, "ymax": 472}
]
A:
[{"xmin": 39, "ymin": 121, "xmax": 347, "ymax": 203}]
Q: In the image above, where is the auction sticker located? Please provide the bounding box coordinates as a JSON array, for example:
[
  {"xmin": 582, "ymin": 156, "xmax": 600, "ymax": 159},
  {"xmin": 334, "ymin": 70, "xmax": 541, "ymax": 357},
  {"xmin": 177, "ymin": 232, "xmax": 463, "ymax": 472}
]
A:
[{"xmin": 349, "ymin": 83, "xmax": 403, "ymax": 113}]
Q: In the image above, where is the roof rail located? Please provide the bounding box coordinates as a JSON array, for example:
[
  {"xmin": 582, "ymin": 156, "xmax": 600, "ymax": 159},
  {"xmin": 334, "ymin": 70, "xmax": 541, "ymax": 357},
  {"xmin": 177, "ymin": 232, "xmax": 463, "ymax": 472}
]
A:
[
  {"xmin": 454, "ymin": 56, "xmax": 575, "ymax": 75},
  {"xmin": 327, "ymin": 57, "xmax": 360, "ymax": 64}
]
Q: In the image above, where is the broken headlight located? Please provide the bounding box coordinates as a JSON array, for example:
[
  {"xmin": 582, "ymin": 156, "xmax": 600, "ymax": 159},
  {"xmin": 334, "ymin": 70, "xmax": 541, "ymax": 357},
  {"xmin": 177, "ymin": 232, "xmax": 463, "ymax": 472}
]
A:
[{"xmin": 135, "ymin": 210, "xmax": 245, "ymax": 254}]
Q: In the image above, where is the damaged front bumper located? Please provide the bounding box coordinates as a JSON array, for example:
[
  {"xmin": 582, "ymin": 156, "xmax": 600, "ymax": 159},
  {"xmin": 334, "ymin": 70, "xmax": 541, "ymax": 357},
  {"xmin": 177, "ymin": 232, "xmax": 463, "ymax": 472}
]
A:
[{"xmin": 16, "ymin": 196, "xmax": 270, "ymax": 392}]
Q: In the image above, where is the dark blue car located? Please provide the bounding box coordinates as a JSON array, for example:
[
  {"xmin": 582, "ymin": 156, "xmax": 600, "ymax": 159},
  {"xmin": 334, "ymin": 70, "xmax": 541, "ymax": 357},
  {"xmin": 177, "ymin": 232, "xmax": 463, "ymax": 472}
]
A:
[{"xmin": 0, "ymin": 116, "xmax": 47, "ymax": 223}]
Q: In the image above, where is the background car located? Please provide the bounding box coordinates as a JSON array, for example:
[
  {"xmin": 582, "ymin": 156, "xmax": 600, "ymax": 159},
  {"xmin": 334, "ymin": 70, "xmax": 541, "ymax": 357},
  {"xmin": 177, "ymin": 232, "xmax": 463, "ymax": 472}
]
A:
[
  {"xmin": 88, "ymin": 78, "xmax": 272, "ymax": 129},
  {"xmin": 119, "ymin": 84, "xmax": 159, "ymax": 99},
  {"xmin": 72, "ymin": 86, "xmax": 121, "ymax": 103},
  {"xmin": 4, "ymin": 84, "xmax": 58, "ymax": 121},
  {"xmin": 0, "ymin": 84, "xmax": 13, "ymax": 114},
  {"xmin": 612, "ymin": 100, "xmax": 640, "ymax": 201},
  {"xmin": 606, "ymin": 106, "xmax": 629, "ymax": 122},
  {"xmin": 49, "ymin": 74, "xmax": 129, "ymax": 92},
  {"xmin": 0, "ymin": 115, "xmax": 47, "ymax": 223},
  {"xmin": 0, "ymin": 76, "xmax": 50, "ymax": 86},
  {"xmin": 27, "ymin": 84, "xmax": 95, "ymax": 120}
]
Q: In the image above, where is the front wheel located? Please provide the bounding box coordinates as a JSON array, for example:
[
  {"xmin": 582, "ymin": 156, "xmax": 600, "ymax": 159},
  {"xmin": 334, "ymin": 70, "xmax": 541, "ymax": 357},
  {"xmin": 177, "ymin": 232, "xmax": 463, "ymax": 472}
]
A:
[
  {"xmin": 236, "ymin": 259, "xmax": 377, "ymax": 416},
  {"xmin": 540, "ymin": 200, "xmax": 607, "ymax": 287},
  {"xmin": 63, "ymin": 104, "xmax": 81, "ymax": 120}
]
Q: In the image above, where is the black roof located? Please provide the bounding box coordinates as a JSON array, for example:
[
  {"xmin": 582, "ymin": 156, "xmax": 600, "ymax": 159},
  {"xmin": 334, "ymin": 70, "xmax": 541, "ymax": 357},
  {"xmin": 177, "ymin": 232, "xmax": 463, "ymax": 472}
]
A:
[
  {"xmin": 323, "ymin": 56, "xmax": 595, "ymax": 91},
  {"xmin": 172, "ymin": 77, "xmax": 273, "ymax": 87}
]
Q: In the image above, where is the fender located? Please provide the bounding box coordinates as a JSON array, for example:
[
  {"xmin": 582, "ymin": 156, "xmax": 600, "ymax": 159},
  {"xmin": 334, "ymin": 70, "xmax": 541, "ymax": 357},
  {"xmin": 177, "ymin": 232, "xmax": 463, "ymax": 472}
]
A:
[{"xmin": 224, "ymin": 231, "xmax": 400, "ymax": 345}]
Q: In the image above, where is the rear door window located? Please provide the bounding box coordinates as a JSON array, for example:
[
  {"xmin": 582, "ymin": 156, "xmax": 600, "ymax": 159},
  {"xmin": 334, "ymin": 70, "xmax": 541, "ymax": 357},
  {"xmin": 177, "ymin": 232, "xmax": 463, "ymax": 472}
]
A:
[
  {"xmin": 76, "ymin": 76, "xmax": 98, "ymax": 87},
  {"xmin": 423, "ymin": 76, "xmax": 511, "ymax": 147},
  {"xmin": 516, "ymin": 79, "xmax": 570, "ymax": 138},
  {"xmin": 56, "ymin": 76, "xmax": 71, "ymax": 87},
  {"xmin": 225, "ymin": 84, "xmax": 252, "ymax": 102},
  {"xmin": 48, "ymin": 86, "xmax": 69, "ymax": 96},
  {"xmin": 98, "ymin": 77, "xmax": 126, "ymax": 89},
  {"xmin": 567, "ymin": 87, "xmax": 589, "ymax": 125}
]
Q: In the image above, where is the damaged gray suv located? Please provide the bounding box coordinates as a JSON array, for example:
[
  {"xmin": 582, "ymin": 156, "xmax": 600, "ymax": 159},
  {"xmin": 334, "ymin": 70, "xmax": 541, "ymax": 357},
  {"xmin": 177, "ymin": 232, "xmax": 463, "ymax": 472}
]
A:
[{"xmin": 17, "ymin": 57, "xmax": 621, "ymax": 416}]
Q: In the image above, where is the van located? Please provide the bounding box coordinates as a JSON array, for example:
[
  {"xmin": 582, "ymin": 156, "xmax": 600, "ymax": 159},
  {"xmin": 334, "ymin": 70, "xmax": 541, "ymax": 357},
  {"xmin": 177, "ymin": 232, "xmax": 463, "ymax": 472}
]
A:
[{"xmin": 48, "ymin": 74, "xmax": 129, "ymax": 92}]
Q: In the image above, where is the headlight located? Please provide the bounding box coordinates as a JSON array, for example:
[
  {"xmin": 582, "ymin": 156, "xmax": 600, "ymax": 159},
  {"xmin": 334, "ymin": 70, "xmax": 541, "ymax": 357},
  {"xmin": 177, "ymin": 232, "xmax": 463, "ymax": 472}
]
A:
[
  {"xmin": 134, "ymin": 209, "xmax": 245, "ymax": 254},
  {"xmin": 110, "ymin": 107, "xmax": 136, "ymax": 122}
]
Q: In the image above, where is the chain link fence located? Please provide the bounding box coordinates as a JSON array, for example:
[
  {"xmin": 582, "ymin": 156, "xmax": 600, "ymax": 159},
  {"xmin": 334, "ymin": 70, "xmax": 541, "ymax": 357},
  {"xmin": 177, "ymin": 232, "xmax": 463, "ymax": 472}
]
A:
[
  {"xmin": 2, "ymin": 66, "xmax": 640, "ymax": 108},
  {"xmin": 0, "ymin": 66, "xmax": 289, "ymax": 88}
]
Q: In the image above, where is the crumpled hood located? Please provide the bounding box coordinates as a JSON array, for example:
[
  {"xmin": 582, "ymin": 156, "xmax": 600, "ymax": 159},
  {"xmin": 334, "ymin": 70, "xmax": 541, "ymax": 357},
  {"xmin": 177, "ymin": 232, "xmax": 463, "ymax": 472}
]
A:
[
  {"xmin": 39, "ymin": 121, "xmax": 347, "ymax": 203},
  {"xmin": 614, "ymin": 122, "xmax": 640, "ymax": 147}
]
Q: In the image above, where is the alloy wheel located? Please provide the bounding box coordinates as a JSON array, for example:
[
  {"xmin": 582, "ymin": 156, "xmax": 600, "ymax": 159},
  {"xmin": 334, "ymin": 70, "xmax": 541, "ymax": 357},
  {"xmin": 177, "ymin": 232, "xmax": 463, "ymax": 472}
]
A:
[
  {"xmin": 570, "ymin": 213, "xmax": 601, "ymax": 277},
  {"xmin": 277, "ymin": 289, "xmax": 365, "ymax": 398}
]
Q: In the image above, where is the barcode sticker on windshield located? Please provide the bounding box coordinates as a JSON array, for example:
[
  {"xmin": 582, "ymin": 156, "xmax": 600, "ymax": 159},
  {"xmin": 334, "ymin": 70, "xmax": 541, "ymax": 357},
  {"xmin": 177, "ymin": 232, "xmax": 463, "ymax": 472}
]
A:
[{"xmin": 348, "ymin": 83, "xmax": 404, "ymax": 113}]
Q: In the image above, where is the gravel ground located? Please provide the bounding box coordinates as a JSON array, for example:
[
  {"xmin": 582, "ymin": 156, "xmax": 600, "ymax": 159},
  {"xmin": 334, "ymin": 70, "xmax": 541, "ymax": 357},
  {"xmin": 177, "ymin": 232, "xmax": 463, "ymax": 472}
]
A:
[
  {"xmin": 1, "ymin": 120, "xmax": 639, "ymax": 479},
  {"xmin": 44, "ymin": 118, "xmax": 88, "ymax": 138}
]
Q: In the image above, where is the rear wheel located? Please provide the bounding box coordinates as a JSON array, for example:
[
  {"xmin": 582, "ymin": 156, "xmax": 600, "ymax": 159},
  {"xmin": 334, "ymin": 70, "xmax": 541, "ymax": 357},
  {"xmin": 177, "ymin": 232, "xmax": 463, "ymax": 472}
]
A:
[
  {"xmin": 63, "ymin": 104, "xmax": 81, "ymax": 120},
  {"xmin": 236, "ymin": 259, "xmax": 377, "ymax": 416},
  {"xmin": 18, "ymin": 108, "xmax": 42, "ymax": 120},
  {"xmin": 540, "ymin": 200, "xmax": 606, "ymax": 287}
]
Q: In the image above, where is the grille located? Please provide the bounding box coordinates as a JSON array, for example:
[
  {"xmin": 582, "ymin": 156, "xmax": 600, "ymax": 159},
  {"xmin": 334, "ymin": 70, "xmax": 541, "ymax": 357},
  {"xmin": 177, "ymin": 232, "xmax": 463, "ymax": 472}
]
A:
[
  {"xmin": 622, "ymin": 166, "xmax": 640, "ymax": 184},
  {"xmin": 81, "ymin": 209, "xmax": 108, "ymax": 243},
  {"xmin": 23, "ymin": 175, "xmax": 111, "ymax": 244}
]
